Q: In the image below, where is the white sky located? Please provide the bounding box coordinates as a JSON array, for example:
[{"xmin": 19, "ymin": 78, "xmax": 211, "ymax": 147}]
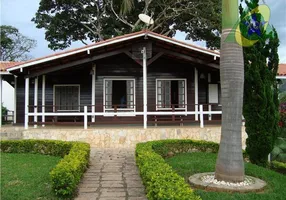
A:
[{"xmin": 1, "ymin": 0, "xmax": 285, "ymax": 111}]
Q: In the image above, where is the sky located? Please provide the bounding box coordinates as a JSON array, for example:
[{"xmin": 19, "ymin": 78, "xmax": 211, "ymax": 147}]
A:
[{"xmin": 1, "ymin": 0, "xmax": 286, "ymax": 110}]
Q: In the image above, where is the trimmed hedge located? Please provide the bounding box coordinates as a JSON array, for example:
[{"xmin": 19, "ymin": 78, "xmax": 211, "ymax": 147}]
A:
[
  {"xmin": 0, "ymin": 140, "xmax": 90, "ymax": 198},
  {"xmin": 151, "ymin": 139, "xmax": 219, "ymax": 158},
  {"xmin": 135, "ymin": 139, "xmax": 211, "ymax": 200},
  {"xmin": 271, "ymin": 160, "xmax": 286, "ymax": 174}
]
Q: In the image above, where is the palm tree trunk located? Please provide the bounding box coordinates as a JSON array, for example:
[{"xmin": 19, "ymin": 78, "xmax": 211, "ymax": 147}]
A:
[{"xmin": 215, "ymin": 0, "xmax": 245, "ymax": 182}]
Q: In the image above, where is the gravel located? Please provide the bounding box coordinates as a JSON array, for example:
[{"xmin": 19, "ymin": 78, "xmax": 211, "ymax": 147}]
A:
[{"xmin": 201, "ymin": 175, "xmax": 254, "ymax": 187}]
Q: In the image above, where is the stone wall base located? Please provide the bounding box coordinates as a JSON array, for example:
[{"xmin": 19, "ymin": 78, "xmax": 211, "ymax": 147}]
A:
[
  {"xmin": 0, "ymin": 126, "xmax": 25, "ymax": 140},
  {"xmin": 16, "ymin": 126, "xmax": 247, "ymax": 149}
]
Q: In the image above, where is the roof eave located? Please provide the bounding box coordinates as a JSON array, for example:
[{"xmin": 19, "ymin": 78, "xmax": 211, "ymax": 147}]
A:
[
  {"xmin": 147, "ymin": 34, "xmax": 220, "ymax": 57},
  {"xmin": 7, "ymin": 31, "xmax": 220, "ymax": 72},
  {"xmin": 0, "ymin": 71, "xmax": 12, "ymax": 75},
  {"xmin": 7, "ymin": 33, "xmax": 146, "ymax": 72}
]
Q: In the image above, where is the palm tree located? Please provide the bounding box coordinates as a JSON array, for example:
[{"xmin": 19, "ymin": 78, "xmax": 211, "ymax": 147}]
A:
[
  {"xmin": 120, "ymin": 0, "xmax": 135, "ymax": 15},
  {"xmin": 215, "ymin": 0, "xmax": 245, "ymax": 182}
]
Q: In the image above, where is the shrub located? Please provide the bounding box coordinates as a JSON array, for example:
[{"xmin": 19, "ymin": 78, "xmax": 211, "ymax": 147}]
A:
[
  {"xmin": 279, "ymin": 112, "xmax": 286, "ymax": 128},
  {"xmin": 271, "ymin": 137, "xmax": 286, "ymax": 163},
  {"xmin": 50, "ymin": 142, "xmax": 90, "ymax": 197},
  {"xmin": 279, "ymin": 92, "xmax": 286, "ymax": 104},
  {"xmin": 135, "ymin": 139, "xmax": 251, "ymax": 200},
  {"xmin": 272, "ymin": 160, "xmax": 286, "ymax": 169},
  {"xmin": 151, "ymin": 139, "xmax": 219, "ymax": 158},
  {"xmin": 0, "ymin": 140, "xmax": 90, "ymax": 198},
  {"xmin": 1, "ymin": 103, "xmax": 8, "ymax": 124},
  {"xmin": 0, "ymin": 140, "xmax": 72, "ymax": 157},
  {"xmin": 271, "ymin": 161, "xmax": 286, "ymax": 174},
  {"xmin": 136, "ymin": 140, "xmax": 204, "ymax": 200}
]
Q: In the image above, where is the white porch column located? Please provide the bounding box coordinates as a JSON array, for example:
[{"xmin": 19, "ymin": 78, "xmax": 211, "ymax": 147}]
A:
[
  {"xmin": 91, "ymin": 65, "xmax": 96, "ymax": 123},
  {"xmin": 42, "ymin": 75, "xmax": 45, "ymax": 127},
  {"xmin": 199, "ymin": 104, "xmax": 204, "ymax": 128},
  {"xmin": 13, "ymin": 76, "xmax": 17, "ymax": 124},
  {"xmin": 34, "ymin": 77, "xmax": 38, "ymax": 128},
  {"xmin": 195, "ymin": 68, "xmax": 199, "ymax": 121},
  {"xmin": 0, "ymin": 75, "xmax": 2, "ymax": 127},
  {"xmin": 24, "ymin": 78, "xmax": 29, "ymax": 129},
  {"xmin": 143, "ymin": 47, "xmax": 147, "ymax": 129},
  {"xmin": 208, "ymin": 73, "xmax": 212, "ymax": 121},
  {"xmin": 84, "ymin": 106, "xmax": 88, "ymax": 129}
]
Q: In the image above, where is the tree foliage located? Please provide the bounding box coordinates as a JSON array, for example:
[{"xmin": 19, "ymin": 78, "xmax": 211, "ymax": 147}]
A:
[
  {"xmin": 0, "ymin": 25, "xmax": 36, "ymax": 61},
  {"xmin": 1, "ymin": 103, "xmax": 8, "ymax": 123},
  {"xmin": 32, "ymin": 0, "xmax": 221, "ymax": 50},
  {"xmin": 241, "ymin": 0, "xmax": 280, "ymax": 167}
]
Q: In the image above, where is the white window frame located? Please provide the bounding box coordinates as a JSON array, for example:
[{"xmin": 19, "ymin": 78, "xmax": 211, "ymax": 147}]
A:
[
  {"xmin": 156, "ymin": 78, "xmax": 187, "ymax": 111},
  {"xmin": 53, "ymin": 84, "xmax": 80, "ymax": 112},
  {"xmin": 103, "ymin": 78, "xmax": 136, "ymax": 114}
]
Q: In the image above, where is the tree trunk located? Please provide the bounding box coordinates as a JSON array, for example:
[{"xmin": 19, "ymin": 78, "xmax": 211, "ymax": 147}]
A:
[{"xmin": 215, "ymin": 0, "xmax": 245, "ymax": 182}]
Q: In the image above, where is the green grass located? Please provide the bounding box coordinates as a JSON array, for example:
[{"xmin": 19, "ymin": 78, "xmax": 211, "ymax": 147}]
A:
[
  {"xmin": 1, "ymin": 153, "xmax": 61, "ymax": 200},
  {"xmin": 166, "ymin": 152, "xmax": 286, "ymax": 200}
]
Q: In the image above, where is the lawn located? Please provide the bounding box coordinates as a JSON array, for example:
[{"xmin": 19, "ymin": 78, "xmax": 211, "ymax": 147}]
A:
[
  {"xmin": 1, "ymin": 153, "xmax": 61, "ymax": 200},
  {"xmin": 166, "ymin": 152, "xmax": 286, "ymax": 200}
]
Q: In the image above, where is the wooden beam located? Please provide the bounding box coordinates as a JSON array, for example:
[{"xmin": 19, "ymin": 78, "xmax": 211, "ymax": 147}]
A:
[
  {"xmin": 156, "ymin": 48, "xmax": 219, "ymax": 69},
  {"xmin": 147, "ymin": 52, "xmax": 164, "ymax": 66},
  {"xmin": 124, "ymin": 51, "xmax": 143, "ymax": 66},
  {"xmin": 26, "ymin": 49, "xmax": 127, "ymax": 78}
]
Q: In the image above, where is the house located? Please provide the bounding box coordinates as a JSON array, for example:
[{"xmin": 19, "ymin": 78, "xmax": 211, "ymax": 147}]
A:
[
  {"xmin": 277, "ymin": 63, "xmax": 286, "ymax": 81},
  {"xmin": 0, "ymin": 31, "xmax": 222, "ymax": 129}
]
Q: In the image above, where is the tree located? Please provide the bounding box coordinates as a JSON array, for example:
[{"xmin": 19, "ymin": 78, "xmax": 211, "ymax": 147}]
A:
[
  {"xmin": 32, "ymin": 0, "xmax": 221, "ymax": 50},
  {"xmin": 0, "ymin": 25, "xmax": 36, "ymax": 61},
  {"xmin": 215, "ymin": 0, "xmax": 245, "ymax": 182},
  {"xmin": 241, "ymin": 0, "xmax": 280, "ymax": 167}
]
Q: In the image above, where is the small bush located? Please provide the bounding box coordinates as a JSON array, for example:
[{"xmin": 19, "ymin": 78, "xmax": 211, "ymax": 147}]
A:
[
  {"xmin": 136, "ymin": 140, "xmax": 202, "ymax": 200},
  {"xmin": 50, "ymin": 142, "xmax": 90, "ymax": 197},
  {"xmin": 279, "ymin": 112, "xmax": 286, "ymax": 128},
  {"xmin": 271, "ymin": 161, "xmax": 286, "ymax": 174},
  {"xmin": 151, "ymin": 139, "xmax": 219, "ymax": 158},
  {"xmin": 0, "ymin": 140, "xmax": 72, "ymax": 157},
  {"xmin": 0, "ymin": 140, "xmax": 90, "ymax": 198},
  {"xmin": 271, "ymin": 137, "xmax": 286, "ymax": 162}
]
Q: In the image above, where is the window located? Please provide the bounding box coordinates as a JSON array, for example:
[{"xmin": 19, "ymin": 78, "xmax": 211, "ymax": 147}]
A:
[
  {"xmin": 104, "ymin": 79, "xmax": 135, "ymax": 111},
  {"xmin": 54, "ymin": 85, "xmax": 80, "ymax": 111},
  {"xmin": 156, "ymin": 79, "xmax": 186, "ymax": 109},
  {"xmin": 208, "ymin": 84, "xmax": 219, "ymax": 104}
]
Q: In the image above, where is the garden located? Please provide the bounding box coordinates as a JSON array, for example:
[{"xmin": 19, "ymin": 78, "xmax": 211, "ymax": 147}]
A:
[
  {"xmin": 135, "ymin": 139, "xmax": 286, "ymax": 200},
  {"xmin": 0, "ymin": 140, "xmax": 90, "ymax": 199}
]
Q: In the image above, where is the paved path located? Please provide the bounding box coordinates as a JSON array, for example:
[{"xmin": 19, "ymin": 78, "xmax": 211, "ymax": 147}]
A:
[{"xmin": 75, "ymin": 148, "xmax": 147, "ymax": 200}]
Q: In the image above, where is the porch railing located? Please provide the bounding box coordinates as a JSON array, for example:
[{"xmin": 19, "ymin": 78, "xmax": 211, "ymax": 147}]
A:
[
  {"xmin": 26, "ymin": 103, "xmax": 222, "ymax": 129},
  {"xmin": 2, "ymin": 110, "xmax": 14, "ymax": 124}
]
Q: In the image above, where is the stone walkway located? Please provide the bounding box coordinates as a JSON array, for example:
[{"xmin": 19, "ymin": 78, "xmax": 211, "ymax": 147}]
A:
[{"xmin": 75, "ymin": 148, "xmax": 147, "ymax": 200}]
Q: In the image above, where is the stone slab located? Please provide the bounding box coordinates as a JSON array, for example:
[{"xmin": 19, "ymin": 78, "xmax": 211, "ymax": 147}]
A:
[{"xmin": 189, "ymin": 172, "xmax": 267, "ymax": 193}]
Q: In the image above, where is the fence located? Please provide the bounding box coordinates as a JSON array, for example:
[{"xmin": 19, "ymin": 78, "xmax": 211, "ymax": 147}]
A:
[{"xmin": 2, "ymin": 110, "xmax": 14, "ymax": 123}]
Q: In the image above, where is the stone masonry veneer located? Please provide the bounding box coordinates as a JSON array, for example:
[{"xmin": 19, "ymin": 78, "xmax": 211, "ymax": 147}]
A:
[{"xmin": 10, "ymin": 126, "xmax": 248, "ymax": 149}]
